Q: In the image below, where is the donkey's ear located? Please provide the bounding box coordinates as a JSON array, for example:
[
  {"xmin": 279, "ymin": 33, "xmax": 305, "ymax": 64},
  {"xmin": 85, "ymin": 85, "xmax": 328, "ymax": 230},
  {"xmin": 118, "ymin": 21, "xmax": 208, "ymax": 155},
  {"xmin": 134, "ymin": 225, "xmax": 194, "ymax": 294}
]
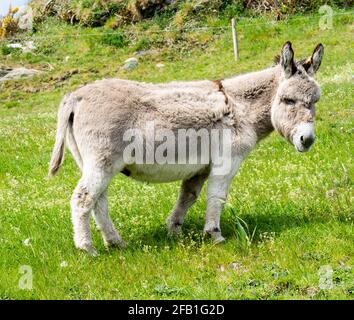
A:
[
  {"xmin": 303, "ymin": 44, "xmax": 324, "ymax": 76},
  {"xmin": 280, "ymin": 41, "xmax": 296, "ymax": 79}
]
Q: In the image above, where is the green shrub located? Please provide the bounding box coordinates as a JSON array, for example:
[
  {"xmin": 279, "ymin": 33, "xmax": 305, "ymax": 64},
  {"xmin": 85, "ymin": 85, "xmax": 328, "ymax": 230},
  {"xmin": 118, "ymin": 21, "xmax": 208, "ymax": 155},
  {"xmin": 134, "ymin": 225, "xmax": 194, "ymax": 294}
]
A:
[
  {"xmin": 133, "ymin": 37, "xmax": 152, "ymax": 51},
  {"xmin": 223, "ymin": 1, "xmax": 247, "ymax": 20},
  {"xmin": 35, "ymin": 38, "xmax": 61, "ymax": 55},
  {"xmin": 100, "ymin": 31, "xmax": 127, "ymax": 48},
  {"xmin": 0, "ymin": 44, "xmax": 21, "ymax": 56}
]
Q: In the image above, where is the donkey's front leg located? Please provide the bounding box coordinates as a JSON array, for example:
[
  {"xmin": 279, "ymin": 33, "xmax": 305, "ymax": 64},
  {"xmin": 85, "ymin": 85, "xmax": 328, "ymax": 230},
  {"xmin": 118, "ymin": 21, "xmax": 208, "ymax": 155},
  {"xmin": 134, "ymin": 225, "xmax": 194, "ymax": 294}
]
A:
[
  {"xmin": 204, "ymin": 157, "xmax": 242, "ymax": 243},
  {"xmin": 166, "ymin": 172, "xmax": 208, "ymax": 236}
]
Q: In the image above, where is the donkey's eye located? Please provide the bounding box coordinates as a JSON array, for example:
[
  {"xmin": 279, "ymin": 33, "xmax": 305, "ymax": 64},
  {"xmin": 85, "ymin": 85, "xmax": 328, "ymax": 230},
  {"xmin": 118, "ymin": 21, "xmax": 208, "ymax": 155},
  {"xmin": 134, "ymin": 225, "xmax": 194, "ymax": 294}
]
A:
[{"xmin": 283, "ymin": 98, "xmax": 295, "ymax": 105}]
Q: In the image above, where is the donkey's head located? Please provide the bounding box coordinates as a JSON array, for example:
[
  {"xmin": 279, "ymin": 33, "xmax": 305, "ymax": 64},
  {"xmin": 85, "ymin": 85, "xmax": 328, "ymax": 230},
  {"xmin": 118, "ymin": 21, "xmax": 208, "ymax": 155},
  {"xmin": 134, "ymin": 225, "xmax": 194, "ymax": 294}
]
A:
[{"xmin": 271, "ymin": 42, "xmax": 324, "ymax": 152}]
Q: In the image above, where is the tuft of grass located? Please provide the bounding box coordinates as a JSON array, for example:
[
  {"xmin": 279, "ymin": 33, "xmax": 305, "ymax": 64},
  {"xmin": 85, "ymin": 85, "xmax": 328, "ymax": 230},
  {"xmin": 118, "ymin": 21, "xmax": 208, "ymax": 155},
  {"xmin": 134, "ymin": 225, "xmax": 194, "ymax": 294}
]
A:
[
  {"xmin": 226, "ymin": 205, "xmax": 256, "ymax": 253},
  {"xmin": 133, "ymin": 37, "xmax": 152, "ymax": 52}
]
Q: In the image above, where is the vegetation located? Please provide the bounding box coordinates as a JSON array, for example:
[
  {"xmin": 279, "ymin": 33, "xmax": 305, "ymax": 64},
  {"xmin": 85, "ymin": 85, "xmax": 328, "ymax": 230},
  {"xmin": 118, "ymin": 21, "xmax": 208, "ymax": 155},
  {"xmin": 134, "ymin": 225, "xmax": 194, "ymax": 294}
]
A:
[
  {"xmin": 29, "ymin": 0, "xmax": 352, "ymax": 27},
  {"xmin": 0, "ymin": 6, "xmax": 353, "ymax": 299},
  {"xmin": 0, "ymin": 6, "xmax": 20, "ymax": 39}
]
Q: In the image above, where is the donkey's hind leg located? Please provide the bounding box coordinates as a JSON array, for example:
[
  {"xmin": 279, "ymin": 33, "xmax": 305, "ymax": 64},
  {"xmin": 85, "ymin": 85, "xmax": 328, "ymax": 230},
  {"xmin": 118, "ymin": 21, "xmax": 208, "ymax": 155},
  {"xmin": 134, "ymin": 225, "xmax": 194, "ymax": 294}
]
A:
[
  {"xmin": 66, "ymin": 124, "xmax": 83, "ymax": 170},
  {"xmin": 93, "ymin": 190, "xmax": 126, "ymax": 248},
  {"xmin": 70, "ymin": 166, "xmax": 112, "ymax": 255},
  {"xmin": 166, "ymin": 173, "xmax": 208, "ymax": 236}
]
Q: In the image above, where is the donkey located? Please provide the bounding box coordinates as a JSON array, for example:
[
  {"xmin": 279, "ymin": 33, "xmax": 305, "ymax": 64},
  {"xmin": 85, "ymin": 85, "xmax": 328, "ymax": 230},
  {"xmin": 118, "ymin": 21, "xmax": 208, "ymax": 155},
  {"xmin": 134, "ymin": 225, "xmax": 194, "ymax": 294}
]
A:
[{"xmin": 49, "ymin": 42, "xmax": 323, "ymax": 255}]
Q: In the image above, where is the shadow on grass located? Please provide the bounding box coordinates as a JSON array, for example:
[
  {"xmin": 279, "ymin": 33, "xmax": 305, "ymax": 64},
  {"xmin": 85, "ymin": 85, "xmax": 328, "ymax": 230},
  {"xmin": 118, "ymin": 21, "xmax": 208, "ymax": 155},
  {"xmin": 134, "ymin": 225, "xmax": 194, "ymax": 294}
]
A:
[{"xmin": 122, "ymin": 200, "xmax": 335, "ymax": 251}]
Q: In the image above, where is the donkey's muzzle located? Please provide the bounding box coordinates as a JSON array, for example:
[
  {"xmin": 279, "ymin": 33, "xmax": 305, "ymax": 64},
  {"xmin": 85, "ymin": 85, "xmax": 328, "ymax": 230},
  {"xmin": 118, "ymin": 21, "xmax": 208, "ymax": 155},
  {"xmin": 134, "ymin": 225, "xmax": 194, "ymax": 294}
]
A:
[
  {"xmin": 300, "ymin": 135, "xmax": 315, "ymax": 149},
  {"xmin": 292, "ymin": 122, "xmax": 315, "ymax": 153}
]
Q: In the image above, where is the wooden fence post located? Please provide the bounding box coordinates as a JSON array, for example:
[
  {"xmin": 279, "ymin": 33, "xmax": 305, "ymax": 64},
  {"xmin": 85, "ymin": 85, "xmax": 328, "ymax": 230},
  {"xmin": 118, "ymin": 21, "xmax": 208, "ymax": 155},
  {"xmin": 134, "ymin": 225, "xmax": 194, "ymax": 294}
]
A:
[{"xmin": 231, "ymin": 18, "xmax": 239, "ymax": 61}]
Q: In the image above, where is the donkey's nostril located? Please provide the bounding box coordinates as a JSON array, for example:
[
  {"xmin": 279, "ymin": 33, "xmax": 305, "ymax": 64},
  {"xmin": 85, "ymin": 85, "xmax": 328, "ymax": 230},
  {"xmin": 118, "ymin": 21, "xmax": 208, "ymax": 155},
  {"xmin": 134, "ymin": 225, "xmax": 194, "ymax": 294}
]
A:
[{"xmin": 301, "ymin": 135, "xmax": 314, "ymax": 148}]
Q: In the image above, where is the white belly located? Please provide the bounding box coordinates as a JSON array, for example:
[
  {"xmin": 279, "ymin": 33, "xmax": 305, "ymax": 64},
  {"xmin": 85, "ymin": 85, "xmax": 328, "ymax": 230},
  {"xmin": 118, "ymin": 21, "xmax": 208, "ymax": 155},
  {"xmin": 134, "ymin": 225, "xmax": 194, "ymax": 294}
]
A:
[{"xmin": 124, "ymin": 163, "xmax": 209, "ymax": 183}]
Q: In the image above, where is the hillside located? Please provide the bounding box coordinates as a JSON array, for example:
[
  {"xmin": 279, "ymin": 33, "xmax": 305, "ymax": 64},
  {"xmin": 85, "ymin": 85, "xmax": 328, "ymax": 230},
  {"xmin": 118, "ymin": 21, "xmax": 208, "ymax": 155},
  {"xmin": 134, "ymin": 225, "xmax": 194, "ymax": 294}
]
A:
[{"xmin": 28, "ymin": 0, "xmax": 352, "ymax": 26}]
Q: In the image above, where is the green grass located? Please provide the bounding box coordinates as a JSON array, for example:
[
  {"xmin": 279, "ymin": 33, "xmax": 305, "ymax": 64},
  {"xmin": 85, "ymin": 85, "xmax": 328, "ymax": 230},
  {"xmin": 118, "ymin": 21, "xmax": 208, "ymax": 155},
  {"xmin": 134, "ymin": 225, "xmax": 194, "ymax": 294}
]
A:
[{"xmin": 0, "ymin": 11, "xmax": 353, "ymax": 299}]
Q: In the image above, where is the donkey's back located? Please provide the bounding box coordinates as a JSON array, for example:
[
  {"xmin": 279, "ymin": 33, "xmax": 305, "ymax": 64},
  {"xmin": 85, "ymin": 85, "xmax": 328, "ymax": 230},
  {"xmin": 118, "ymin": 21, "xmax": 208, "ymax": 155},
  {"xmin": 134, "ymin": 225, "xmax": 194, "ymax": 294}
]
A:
[{"xmin": 48, "ymin": 77, "xmax": 230, "ymax": 176}]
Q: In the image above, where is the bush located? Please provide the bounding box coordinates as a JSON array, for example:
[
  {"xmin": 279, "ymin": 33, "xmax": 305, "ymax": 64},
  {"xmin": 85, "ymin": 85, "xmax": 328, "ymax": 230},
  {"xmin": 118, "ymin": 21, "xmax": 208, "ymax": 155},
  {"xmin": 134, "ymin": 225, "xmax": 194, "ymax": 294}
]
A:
[
  {"xmin": 0, "ymin": 6, "xmax": 20, "ymax": 39},
  {"xmin": 0, "ymin": 44, "xmax": 21, "ymax": 55},
  {"xmin": 133, "ymin": 37, "xmax": 152, "ymax": 51},
  {"xmin": 100, "ymin": 30, "xmax": 128, "ymax": 48}
]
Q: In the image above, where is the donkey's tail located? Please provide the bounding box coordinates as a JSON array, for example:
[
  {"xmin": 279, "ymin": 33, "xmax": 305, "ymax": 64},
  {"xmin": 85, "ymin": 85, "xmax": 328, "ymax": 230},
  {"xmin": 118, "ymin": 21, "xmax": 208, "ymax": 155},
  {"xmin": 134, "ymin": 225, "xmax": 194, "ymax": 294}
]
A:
[{"xmin": 48, "ymin": 94, "xmax": 74, "ymax": 177}]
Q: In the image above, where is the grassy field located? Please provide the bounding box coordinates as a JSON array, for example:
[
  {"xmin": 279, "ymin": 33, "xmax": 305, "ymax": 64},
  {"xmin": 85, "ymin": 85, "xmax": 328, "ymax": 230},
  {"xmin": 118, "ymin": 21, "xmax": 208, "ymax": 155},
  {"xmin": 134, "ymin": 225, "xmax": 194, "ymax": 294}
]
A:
[{"xmin": 0, "ymin": 11, "xmax": 353, "ymax": 299}]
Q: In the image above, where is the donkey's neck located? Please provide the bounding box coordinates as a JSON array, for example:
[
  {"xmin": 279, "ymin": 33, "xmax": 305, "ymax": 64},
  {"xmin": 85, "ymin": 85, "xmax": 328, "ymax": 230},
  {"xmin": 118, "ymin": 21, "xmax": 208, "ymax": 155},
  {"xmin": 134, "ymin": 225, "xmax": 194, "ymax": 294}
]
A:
[{"xmin": 223, "ymin": 65, "xmax": 281, "ymax": 139}]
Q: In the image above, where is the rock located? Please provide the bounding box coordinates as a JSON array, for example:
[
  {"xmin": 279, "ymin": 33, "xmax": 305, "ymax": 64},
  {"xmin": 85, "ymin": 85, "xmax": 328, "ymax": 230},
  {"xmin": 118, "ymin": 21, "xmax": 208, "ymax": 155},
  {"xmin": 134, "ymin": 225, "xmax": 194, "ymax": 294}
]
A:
[
  {"xmin": 6, "ymin": 41, "xmax": 36, "ymax": 52},
  {"xmin": 135, "ymin": 49, "xmax": 158, "ymax": 56},
  {"xmin": 6, "ymin": 43, "xmax": 23, "ymax": 49},
  {"xmin": 156, "ymin": 63, "xmax": 165, "ymax": 68},
  {"xmin": 0, "ymin": 68, "xmax": 42, "ymax": 81},
  {"xmin": 23, "ymin": 41, "xmax": 36, "ymax": 52},
  {"xmin": 122, "ymin": 57, "xmax": 138, "ymax": 70},
  {"xmin": 18, "ymin": 6, "xmax": 34, "ymax": 31},
  {"xmin": 125, "ymin": 57, "xmax": 138, "ymax": 63},
  {"xmin": 229, "ymin": 262, "xmax": 242, "ymax": 270},
  {"xmin": 0, "ymin": 67, "xmax": 13, "ymax": 77}
]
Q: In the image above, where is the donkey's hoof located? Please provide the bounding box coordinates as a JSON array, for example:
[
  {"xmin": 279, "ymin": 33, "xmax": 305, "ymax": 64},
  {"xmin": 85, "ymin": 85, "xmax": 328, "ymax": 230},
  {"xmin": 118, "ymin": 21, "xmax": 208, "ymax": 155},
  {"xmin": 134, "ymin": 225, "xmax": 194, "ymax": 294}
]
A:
[
  {"xmin": 167, "ymin": 224, "xmax": 183, "ymax": 237},
  {"xmin": 77, "ymin": 243, "xmax": 98, "ymax": 257},
  {"xmin": 166, "ymin": 218, "xmax": 183, "ymax": 237},
  {"xmin": 213, "ymin": 235, "xmax": 226, "ymax": 244},
  {"xmin": 104, "ymin": 236, "xmax": 127, "ymax": 249},
  {"xmin": 87, "ymin": 247, "xmax": 99, "ymax": 257},
  {"xmin": 203, "ymin": 228, "xmax": 225, "ymax": 244}
]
